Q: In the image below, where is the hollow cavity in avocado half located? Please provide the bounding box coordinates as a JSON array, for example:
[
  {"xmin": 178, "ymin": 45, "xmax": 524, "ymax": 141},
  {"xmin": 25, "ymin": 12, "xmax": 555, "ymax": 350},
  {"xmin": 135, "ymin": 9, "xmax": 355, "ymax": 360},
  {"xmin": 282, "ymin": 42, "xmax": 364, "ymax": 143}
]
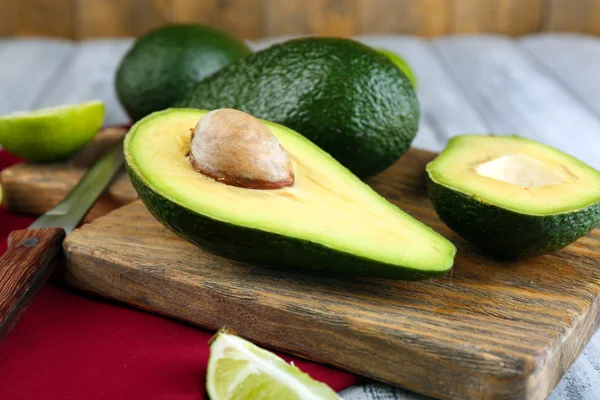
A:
[
  {"xmin": 426, "ymin": 135, "xmax": 600, "ymax": 257},
  {"xmin": 124, "ymin": 108, "xmax": 456, "ymax": 280}
]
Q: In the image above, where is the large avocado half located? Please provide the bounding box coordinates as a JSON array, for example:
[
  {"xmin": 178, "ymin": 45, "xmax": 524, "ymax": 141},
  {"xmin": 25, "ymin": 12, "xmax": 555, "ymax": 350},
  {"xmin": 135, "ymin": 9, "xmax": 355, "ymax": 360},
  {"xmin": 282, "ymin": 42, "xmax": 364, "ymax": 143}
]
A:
[
  {"xmin": 176, "ymin": 37, "xmax": 419, "ymax": 178},
  {"xmin": 125, "ymin": 108, "xmax": 455, "ymax": 280},
  {"xmin": 116, "ymin": 24, "xmax": 251, "ymax": 121},
  {"xmin": 426, "ymin": 135, "xmax": 600, "ymax": 256}
]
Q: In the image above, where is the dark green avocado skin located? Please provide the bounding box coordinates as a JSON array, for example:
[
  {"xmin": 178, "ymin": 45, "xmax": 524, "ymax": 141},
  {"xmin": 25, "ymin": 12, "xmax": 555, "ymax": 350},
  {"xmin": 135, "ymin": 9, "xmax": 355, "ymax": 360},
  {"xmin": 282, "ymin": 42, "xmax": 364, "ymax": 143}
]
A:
[
  {"xmin": 116, "ymin": 24, "xmax": 251, "ymax": 121},
  {"xmin": 426, "ymin": 175, "xmax": 600, "ymax": 257},
  {"xmin": 127, "ymin": 164, "xmax": 445, "ymax": 280},
  {"xmin": 176, "ymin": 37, "xmax": 419, "ymax": 178}
]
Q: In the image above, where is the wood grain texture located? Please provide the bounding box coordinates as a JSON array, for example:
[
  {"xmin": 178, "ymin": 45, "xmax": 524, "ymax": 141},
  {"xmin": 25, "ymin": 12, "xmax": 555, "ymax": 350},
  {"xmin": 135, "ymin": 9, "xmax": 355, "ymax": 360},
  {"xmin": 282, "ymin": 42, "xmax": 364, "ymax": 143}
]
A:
[
  {"xmin": 356, "ymin": 0, "xmax": 452, "ymax": 37},
  {"xmin": 13, "ymin": 0, "xmax": 74, "ymax": 38},
  {"xmin": 451, "ymin": 0, "xmax": 497, "ymax": 34},
  {"xmin": 74, "ymin": 0, "xmax": 135, "ymax": 38},
  {"xmin": 4, "ymin": 0, "xmax": 598, "ymax": 38},
  {"xmin": 131, "ymin": 0, "xmax": 263, "ymax": 40},
  {"xmin": 0, "ymin": 227, "xmax": 65, "ymax": 343},
  {"xmin": 451, "ymin": 0, "xmax": 543, "ymax": 36},
  {"xmin": 63, "ymin": 148, "xmax": 600, "ymax": 400},
  {"xmin": 263, "ymin": 0, "xmax": 357, "ymax": 37},
  {"xmin": 542, "ymin": 0, "xmax": 595, "ymax": 32},
  {"xmin": 494, "ymin": 0, "xmax": 543, "ymax": 36},
  {"xmin": 0, "ymin": 127, "xmax": 136, "ymax": 221},
  {"xmin": 168, "ymin": 0, "xmax": 263, "ymax": 40},
  {"xmin": 0, "ymin": 0, "xmax": 16, "ymax": 36},
  {"xmin": 591, "ymin": 0, "xmax": 600, "ymax": 35}
]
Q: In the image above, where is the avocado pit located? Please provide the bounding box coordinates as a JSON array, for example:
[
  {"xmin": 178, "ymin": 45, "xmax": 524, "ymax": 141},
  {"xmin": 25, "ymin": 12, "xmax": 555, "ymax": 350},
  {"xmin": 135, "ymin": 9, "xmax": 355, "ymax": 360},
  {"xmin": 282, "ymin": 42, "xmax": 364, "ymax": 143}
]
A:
[{"xmin": 189, "ymin": 108, "xmax": 295, "ymax": 189}]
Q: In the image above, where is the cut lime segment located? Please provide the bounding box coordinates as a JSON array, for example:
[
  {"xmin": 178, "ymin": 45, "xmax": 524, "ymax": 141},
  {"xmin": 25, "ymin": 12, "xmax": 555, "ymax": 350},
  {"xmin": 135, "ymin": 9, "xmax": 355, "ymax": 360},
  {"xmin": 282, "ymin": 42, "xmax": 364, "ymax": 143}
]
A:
[
  {"xmin": 378, "ymin": 48, "xmax": 417, "ymax": 88},
  {"xmin": 207, "ymin": 332, "xmax": 340, "ymax": 400},
  {"xmin": 0, "ymin": 101, "xmax": 104, "ymax": 162}
]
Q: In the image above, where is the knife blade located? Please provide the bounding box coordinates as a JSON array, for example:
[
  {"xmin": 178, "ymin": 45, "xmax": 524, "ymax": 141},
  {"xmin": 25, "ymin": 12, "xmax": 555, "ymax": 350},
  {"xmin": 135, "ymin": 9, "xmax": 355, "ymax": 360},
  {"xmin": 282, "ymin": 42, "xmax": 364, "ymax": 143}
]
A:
[{"xmin": 0, "ymin": 143, "xmax": 124, "ymax": 343}]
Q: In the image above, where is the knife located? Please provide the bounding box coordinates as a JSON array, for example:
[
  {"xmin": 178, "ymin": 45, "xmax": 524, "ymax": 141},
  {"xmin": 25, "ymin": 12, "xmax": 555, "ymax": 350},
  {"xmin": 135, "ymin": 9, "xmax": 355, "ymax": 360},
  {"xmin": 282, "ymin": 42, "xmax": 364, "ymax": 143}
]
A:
[{"xmin": 0, "ymin": 143, "xmax": 124, "ymax": 343}]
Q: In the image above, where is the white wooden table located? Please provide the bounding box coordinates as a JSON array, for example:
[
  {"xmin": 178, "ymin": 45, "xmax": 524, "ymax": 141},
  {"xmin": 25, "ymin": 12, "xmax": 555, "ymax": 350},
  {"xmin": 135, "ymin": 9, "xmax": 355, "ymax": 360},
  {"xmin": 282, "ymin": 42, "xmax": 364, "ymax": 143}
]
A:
[{"xmin": 1, "ymin": 34, "xmax": 599, "ymax": 400}]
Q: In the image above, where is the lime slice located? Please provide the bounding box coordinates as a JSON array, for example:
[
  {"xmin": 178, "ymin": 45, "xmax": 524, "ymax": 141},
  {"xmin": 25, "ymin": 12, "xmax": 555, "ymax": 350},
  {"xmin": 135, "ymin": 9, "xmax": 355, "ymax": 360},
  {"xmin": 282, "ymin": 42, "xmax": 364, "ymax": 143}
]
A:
[
  {"xmin": 0, "ymin": 101, "xmax": 105, "ymax": 162},
  {"xmin": 207, "ymin": 332, "xmax": 341, "ymax": 400},
  {"xmin": 378, "ymin": 48, "xmax": 418, "ymax": 88}
]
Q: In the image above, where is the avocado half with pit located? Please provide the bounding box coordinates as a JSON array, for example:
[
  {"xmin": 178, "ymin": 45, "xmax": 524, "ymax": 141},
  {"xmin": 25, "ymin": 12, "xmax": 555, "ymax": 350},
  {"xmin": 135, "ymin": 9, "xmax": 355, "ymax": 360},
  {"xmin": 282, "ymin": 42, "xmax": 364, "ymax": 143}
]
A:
[
  {"xmin": 426, "ymin": 135, "xmax": 600, "ymax": 256},
  {"xmin": 124, "ymin": 108, "xmax": 456, "ymax": 280}
]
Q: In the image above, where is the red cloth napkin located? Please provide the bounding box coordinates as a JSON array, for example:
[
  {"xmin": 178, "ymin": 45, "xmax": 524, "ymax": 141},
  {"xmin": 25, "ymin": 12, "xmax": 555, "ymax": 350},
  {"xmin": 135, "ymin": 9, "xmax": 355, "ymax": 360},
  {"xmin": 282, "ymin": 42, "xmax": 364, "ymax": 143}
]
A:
[{"xmin": 0, "ymin": 149, "xmax": 358, "ymax": 399}]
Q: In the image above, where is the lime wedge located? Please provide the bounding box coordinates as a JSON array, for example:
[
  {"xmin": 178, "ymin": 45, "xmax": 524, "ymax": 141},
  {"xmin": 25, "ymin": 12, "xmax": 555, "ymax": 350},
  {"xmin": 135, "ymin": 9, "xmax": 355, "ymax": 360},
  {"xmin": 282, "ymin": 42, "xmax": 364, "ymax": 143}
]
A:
[
  {"xmin": 0, "ymin": 101, "xmax": 104, "ymax": 162},
  {"xmin": 378, "ymin": 48, "xmax": 418, "ymax": 88},
  {"xmin": 207, "ymin": 332, "xmax": 341, "ymax": 400}
]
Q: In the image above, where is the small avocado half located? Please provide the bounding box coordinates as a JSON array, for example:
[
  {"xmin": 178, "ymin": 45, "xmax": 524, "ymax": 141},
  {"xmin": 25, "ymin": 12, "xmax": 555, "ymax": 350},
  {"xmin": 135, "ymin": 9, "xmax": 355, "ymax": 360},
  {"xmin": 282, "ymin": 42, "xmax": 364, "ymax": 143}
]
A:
[
  {"xmin": 426, "ymin": 135, "xmax": 600, "ymax": 256},
  {"xmin": 125, "ymin": 108, "xmax": 456, "ymax": 280}
]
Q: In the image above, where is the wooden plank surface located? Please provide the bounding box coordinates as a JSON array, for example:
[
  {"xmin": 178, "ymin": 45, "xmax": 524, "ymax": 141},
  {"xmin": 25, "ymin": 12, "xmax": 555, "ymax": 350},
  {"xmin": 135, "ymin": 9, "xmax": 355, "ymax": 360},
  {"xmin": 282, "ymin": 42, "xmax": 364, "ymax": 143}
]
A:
[
  {"xmin": 490, "ymin": 0, "xmax": 544, "ymax": 36},
  {"xmin": 63, "ymin": 148, "xmax": 600, "ymax": 400},
  {"xmin": 4, "ymin": 0, "xmax": 600, "ymax": 38},
  {"xmin": 0, "ymin": 127, "xmax": 135, "ymax": 220},
  {"xmin": 1, "ymin": 35, "xmax": 600, "ymax": 400},
  {"xmin": 0, "ymin": 39, "xmax": 73, "ymax": 115},
  {"xmin": 541, "ymin": 0, "xmax": 597, "ymax": 33},
  {"xmin": 520, "ymin": 33, "xmax": 600, "ymax": 119},
  {"xmin": 0, "ymin": 1, "xmax": 16, "ymax": 37},
  {"xmin": 355, "ymin": 0, "xmax": 452, "ymax": 37},
  {"xmin": 263, "ymin": 0, "xmax": 357, "ymax": 38},
  {"xmin": 13, "ymin": 0, "xmax": 74, "ymax": 38},
  {"xmin": 33, "ymin": 39, "xmax": 133, "ymax": 126},
  {"xmin": 74, "ymin": 0, "xmax": 135, "ymax": 38}
]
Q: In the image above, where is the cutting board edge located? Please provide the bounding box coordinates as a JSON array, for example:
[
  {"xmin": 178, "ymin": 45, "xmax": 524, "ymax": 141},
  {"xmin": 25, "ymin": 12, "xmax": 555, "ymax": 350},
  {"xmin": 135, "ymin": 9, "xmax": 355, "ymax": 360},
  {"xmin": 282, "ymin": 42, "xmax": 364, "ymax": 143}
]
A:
[
  {"xmin": 541, "ymin": 291, "xmax": 600, "ymax": 394},
  {"xmin": 63, "ymin": 230, "xmax": 554, "ymax": 400}
]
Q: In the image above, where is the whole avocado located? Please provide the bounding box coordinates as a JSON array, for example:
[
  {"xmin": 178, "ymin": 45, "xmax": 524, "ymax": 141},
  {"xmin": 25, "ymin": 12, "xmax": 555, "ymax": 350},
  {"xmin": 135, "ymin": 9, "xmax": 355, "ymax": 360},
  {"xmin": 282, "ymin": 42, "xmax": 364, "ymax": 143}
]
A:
[
  {"xmin": 177, "ymin": 37, "xmax": 419, "ymax": 178},
  {"xmin": 116, "ymin": 24, "xmax": 251, "ymax": 121}
]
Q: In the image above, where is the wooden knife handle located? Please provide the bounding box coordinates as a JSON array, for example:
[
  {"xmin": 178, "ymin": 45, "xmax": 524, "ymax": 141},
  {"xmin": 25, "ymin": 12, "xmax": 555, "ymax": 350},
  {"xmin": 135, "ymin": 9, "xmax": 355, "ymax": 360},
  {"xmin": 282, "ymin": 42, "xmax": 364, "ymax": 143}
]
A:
[{"xmin": 0, "ymin": 228, "xmax": 65, "ymax": 343}]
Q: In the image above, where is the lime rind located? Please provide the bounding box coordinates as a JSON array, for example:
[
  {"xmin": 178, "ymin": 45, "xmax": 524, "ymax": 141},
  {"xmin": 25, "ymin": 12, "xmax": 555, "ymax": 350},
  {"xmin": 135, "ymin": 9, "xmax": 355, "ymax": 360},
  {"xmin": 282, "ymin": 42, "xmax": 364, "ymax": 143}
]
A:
[
  {"xmin": 207, "ymin": 332, "xmax": 340, "ymax": 400},
  {"xmin": 1, "ymin": 101, "xmax": 103, "ymax": 119},
  {"xmin": 0, "ymin": 101, "xmax": 105, "ymax": 162}
]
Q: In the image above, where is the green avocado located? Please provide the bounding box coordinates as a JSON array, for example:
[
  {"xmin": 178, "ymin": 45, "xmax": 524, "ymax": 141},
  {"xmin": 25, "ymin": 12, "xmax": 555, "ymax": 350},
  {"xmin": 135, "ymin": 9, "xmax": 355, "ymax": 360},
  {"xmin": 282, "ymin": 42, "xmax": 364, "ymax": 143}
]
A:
[
  {"xmin": 176, "ymin": 37, "xmax": 420, "ymax": 178},
  {"xmin": 426, "ymin": 135, "xmax": 600, "ymax": 257},
  {"xmin": 116, "ymin": 24, "xmax": 251, "ymax": 121},
  {"xmin": 377, "ymin": 48, "xmax": 417, "ymax": 88},
  {"xmin": 125, "ymin": 108, "xmax": 455, "ymax": 280}
]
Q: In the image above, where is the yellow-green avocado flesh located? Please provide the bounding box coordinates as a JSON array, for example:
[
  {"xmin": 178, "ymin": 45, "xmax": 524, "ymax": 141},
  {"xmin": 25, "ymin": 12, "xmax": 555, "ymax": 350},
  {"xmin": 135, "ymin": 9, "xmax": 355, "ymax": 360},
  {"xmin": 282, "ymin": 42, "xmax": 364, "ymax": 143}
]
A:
[
  {"xmin": 427, "ymin": 135, "xmax": 600, "ymax": 256},
  {"xmin": 125, "ymin": 108, "xmax": 456, "ymax": 279}
]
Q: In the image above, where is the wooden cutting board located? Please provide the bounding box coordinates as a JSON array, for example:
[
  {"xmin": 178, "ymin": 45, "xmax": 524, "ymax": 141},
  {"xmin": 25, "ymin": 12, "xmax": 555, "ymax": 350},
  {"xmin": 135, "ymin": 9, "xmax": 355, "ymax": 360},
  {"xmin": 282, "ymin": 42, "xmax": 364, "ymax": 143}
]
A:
[
  {"xmin": 61, "ymin": 149, "xmax": 600, "ymax": 400},
  {"xmin": 0, "ymin": 127, "xmax": 138, "ymax": 221}
]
